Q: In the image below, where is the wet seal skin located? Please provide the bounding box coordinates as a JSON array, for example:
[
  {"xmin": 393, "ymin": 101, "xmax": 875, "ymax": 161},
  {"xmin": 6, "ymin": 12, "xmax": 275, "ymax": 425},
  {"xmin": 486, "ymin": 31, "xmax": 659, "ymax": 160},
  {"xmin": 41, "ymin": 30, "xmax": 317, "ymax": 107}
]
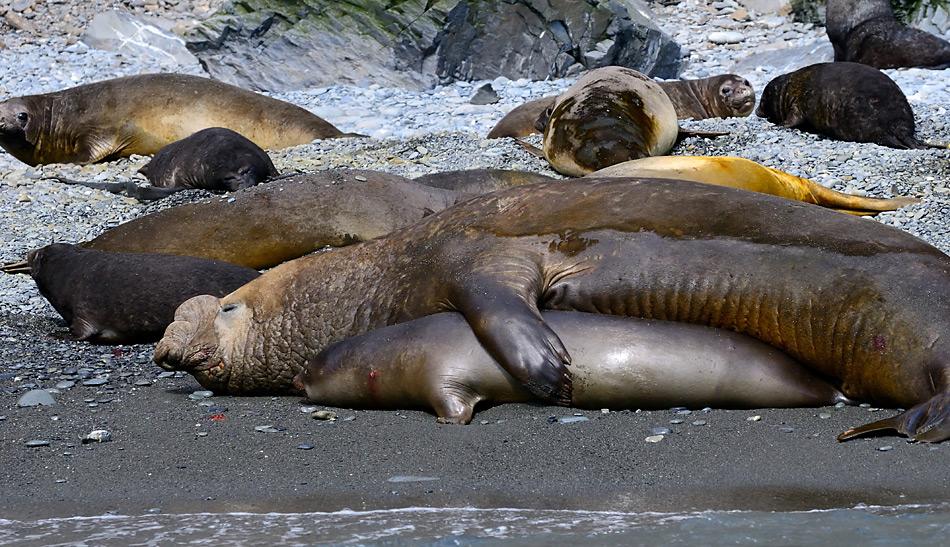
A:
[
  {"xmin": 413, "ymin": 169, "xmax": 558, "ymax": 194},
  {"xmin": 541, "ymin": 67, "xmax": 680, "ymax": 176},
  {"xmin": 756, "ymin": 62, "xmax": 943, "ymax": 149},
  {"xmin": 25, "ymin": 243, "xmax": 259, "ymax": 344},
  {"xmin": 588, "ymin": 156, "xmax": 918, "ymax": 215},
  {"xmin": 486, "ymin": 74, "xmax": 755, "ymax": 139},
  {"xmin": 295, "ymin": 311, "xmax": 849, "ymax": 424},
  {"xmin": 52, "ymin": 128, "xmax": 279, "ymax": 201},
  {"xmin": 154, "ymin": 177, "xmax": 950, "ymax": 442},
  {"xmin": 826, "ymin": 0, "xmax": 950, "ymax": 70},
  {"xmin": 0, "ymin": 73, "xmax": 348, "ymax": 166}
]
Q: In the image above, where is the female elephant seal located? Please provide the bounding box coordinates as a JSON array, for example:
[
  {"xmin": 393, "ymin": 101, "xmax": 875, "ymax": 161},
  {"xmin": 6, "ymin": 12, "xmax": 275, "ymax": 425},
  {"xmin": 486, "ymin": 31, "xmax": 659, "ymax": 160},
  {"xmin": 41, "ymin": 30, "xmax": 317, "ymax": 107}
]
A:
[
  {"xmin": 155, "ymin": 177, "xmax": 950, "ymax": 442},
  {"xmin": 756, "ymin": 63, "xmax": 938, "ymax": 149},
  {"xmin": 0, "ymin": 73, "xmax": 346, "ymax": 166},
  {"xmin": 588, "ymin": 156, "xmax": 917, "ymax": 215},
  {"xmin": 826, "ymin": 0, "xmax": 950, "ymax": 70},
  {"xmin": 27, "ymin": 243, "xmax": 259, "ymax": 344},
  {"xmin": 486, "ymin": 74, "xmax": 754, "ymax": 139},
  {"xmin": 293, "ymin": 312, "xmax": 848, "ymax": 424}
]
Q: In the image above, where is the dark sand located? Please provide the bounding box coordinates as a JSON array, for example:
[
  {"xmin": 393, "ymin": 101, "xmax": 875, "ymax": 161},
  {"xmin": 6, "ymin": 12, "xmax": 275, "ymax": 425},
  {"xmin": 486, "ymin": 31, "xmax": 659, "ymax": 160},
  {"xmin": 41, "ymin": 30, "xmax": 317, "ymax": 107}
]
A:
[{"xmin": 1, "ymin": 314, "xmax": 947, "ymax": 521}]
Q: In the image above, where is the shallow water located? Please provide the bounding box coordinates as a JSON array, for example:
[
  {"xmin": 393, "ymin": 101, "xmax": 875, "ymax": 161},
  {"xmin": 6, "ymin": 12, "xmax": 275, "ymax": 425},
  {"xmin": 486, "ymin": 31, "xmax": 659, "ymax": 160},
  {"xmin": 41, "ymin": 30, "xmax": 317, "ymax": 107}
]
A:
[{"xmin": 1, "ymin": 503, "xmax": 947, "ymax": 546}]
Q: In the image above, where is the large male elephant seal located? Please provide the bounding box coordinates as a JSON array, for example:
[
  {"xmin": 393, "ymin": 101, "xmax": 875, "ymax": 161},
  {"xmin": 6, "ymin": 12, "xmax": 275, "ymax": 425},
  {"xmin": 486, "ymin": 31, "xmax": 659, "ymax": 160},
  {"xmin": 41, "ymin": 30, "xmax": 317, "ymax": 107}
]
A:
[
  {"xmin": 293, "ymin": 312, "xmax": 848, "ymax": 423},
  {"xmin": 27, "ymin": 243, "xmax": 259, "ymax": 344},
  {"xmin": 756, "ymin": 62, "xmax": 939, "ymax": 149},
  {"xmin": 487, "ymin": 74, "xmax": 755, "ymax": 139},
  {"xmin": 155, "ymin": 177, "xmax": 950, "ymax": 442},
  {"xmin": 826, "ymin": 0, "xmax": 950, "ymax": 69},
  {"xmin": 0, "ymin": 73, "xmax": 346, "ymax": 166},
  {"xmin": 588, "ymin": 156, "xmax": 917, "ymax": 215},
  {"xmin": 54, "ymin": 127, "xmax": 279, "ymax": 201}
]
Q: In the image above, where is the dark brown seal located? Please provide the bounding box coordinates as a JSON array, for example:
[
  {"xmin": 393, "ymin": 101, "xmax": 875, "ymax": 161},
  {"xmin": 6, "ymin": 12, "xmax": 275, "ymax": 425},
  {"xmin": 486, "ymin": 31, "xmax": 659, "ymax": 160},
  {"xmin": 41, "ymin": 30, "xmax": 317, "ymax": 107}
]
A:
[
  {"xmin": 27, "ymin": 243, "xmax": 259, "ymax": 344},
  {"xmin": 294, "ymin": 312, "xmax": 848, "ymax": 424},
  {"xmin": 155, "ymin": 177, "xmax": 950, "ymax": 442},
  {"xmin": 756, "ymin": 62, "xmax": 935, "ymax": 149},
  {"xmin": 413, "ymin": 169, "xmax": 558, "ymax": 194},
  {"xmin": 54, "ymin": 127, "xmax": 279, "ymax": 201},
  {"xmin": 0, "ymin": 73, "xmax": 346, "ymax": 166},
  {"xmin": 826, "ymin": 0, "xmax": 950, "ymax": 70}
]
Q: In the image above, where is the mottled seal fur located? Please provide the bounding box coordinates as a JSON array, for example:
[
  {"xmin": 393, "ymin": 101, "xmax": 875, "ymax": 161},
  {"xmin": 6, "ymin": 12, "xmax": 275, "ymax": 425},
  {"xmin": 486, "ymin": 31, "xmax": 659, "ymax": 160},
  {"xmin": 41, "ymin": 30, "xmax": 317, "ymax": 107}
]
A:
[
  {"xmin": 155, "ymin": 177, "xmax": 950, "ymax": 442},
  {"xmin": 826, "ymin": 0, "xmax": 950, "ymax": 69},
  {"xmin": 294, "ymin": 312, "xmax": 848, "ymax": 424},
  {"xmin": 27, "ymin": 243, "xmax": 259, "ymax": 344},
  {"xmin": 0, "ymin": 73, "xmax": 346, "ymax": 166},
  {"xmin": 588, "ymin": 156, "xmax": 917, "ymax": 215},
  {"xmin": 756, "ymin": 62, "xmax": 934, "ymax": 149}
]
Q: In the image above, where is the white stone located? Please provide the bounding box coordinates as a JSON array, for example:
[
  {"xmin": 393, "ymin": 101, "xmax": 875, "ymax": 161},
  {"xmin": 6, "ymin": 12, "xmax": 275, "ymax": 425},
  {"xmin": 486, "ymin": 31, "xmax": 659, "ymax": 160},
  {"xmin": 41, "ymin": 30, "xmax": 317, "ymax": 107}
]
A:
[{"xmin": 707, "ymin": 31, "xmax": 745, "ymax": 44}]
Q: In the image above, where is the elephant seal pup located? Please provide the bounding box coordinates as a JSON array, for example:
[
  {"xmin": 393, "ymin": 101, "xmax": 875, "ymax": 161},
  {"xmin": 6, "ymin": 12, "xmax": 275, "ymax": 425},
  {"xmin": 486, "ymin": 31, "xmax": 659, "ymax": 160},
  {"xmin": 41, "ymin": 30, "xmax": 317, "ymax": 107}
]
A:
[
  {"xmin": 0, "ymin": 73, "xmax": 346, "ymax": 166},
  {"xmin": 294, "ymin": 312, "xmax": 848, "ymax": 423},
  {"xmin": 826, "ymin": 0, "xmax": 950, "ymax": 69},
  {"xmin": 413, "ymin": 169, "xmax": 559, "ymax": 195},
  {"xmin": 54, "ymin": 128, "xmax": 279, "ymax": 201},
  {"xmin": 541, "ymin": 67, "xmax": 678, "ymax": 176},
  {"xmin": 155, "ymin": 177, "xmax": 950, "ymax": 441},
  {"xmin": 756, "ymin": 63, "xmax": 938, "ymax": 149},
  {"xmin": 588, "ymin": 156, "xmax": 917, "ymax": 215},
  {"xmin": 80, "ymin": 170, "xmax": 459, "ymax": 269},
  {"xmin": 27, "ymin": 243, "xmax": 259, "ymax": 344}
]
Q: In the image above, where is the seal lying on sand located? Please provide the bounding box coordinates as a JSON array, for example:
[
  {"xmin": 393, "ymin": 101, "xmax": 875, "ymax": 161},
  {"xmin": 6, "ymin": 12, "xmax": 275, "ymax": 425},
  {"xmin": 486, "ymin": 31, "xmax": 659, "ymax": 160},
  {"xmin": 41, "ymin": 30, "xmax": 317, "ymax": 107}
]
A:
[
  {"xmin": 25, "ymin": 243, "xmax": 259, "ymax": 344},
  {"xmin": 756, "ymin": 62, "xmax": 941, "ymax": 149},
  {"xmin": 487, "ymin": 74, "xmax": 755, "ymax": 139},
  {"xmin": 826, "ymin": 0, "xmax": 950, "ymax": 69},
  {"xmin": 588, "ymin": 156, "xmax": 917, "ymax": 215},
  {"xmin": 155, "ymin": 177, "xmax": 950, "ymax": 442},
  {"xmin": 0, "ymin": 73, "xmax": 346, "ymax": 166},
  {"xmin": 53, "ymin": 128, "xmax": 279, "ymax": 201},
  {"xmin": 293, "ymin": 312, "xmax": 849, "ymax": 423}
]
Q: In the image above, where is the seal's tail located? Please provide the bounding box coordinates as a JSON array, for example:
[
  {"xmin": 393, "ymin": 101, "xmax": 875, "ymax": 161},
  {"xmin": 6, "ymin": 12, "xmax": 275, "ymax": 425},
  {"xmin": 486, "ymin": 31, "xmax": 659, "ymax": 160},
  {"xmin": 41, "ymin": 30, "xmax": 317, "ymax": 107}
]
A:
[
  {"xmin": 837, "ymin": 391, "xmax": 949, "ymax": 443},
  {"xmin": 800, "ymin": 178, "xmax": 919, "ymax": 215},
  {"xmin": 0, "ymin": 259, "xmax": 30, "ymax": 275}
]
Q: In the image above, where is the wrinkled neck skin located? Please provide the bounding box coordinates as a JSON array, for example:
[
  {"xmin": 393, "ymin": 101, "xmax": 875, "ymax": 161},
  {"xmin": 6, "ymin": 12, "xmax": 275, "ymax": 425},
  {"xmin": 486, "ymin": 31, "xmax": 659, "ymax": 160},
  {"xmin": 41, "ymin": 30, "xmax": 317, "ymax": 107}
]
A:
[
  {"xmin": 0, "ymin": 96, "xmax": 49, "ymax": 166},
  {"xmin": 826, "ymin": 0, "xmax": 893, "ymax": 40}
]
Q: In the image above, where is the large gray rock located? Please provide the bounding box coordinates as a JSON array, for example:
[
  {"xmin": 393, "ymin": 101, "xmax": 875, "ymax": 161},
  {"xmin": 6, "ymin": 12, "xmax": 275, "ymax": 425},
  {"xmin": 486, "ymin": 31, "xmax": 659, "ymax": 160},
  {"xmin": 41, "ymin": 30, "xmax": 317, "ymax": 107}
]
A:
[
  {"xmin": 184, "ymin": 0, "xmax": 682, "ymax": 92},
  {"xmin": 912, "ymin": 5, "xmax": 950, "ymax": 39},
  {"xmin": 82, "ymin": 10, "xmax": 200, "ymax": 67},
  {"xmin": 730, "ymin": 41, "xmax": 834, "ymax": 73}
]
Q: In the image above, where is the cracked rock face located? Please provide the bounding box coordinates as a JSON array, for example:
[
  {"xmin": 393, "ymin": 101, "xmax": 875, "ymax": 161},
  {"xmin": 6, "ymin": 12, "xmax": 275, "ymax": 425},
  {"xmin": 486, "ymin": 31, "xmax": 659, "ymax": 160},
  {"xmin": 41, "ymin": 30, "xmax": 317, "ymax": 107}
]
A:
[{"xmin": 184, "ymin": 0, "xmax": 682, "ymax": 92}]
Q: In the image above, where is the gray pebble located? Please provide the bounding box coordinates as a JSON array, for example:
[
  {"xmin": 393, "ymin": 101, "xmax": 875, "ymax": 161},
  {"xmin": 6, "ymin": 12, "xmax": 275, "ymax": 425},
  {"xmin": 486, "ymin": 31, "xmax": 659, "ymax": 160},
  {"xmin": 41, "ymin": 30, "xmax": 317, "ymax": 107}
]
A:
[
  {"xmin": 387, "ymin": 475, "xmax": 439, "ymax": 483},
  {"xmin": 557, "ymin": 416, "xmax": 589, "ymax": 424},
  {"xmin": 17, "ymin": 389, "xmax": 56, "ymax": 407},
  {"xmin": 81, "ymin": 429, "xmax": 112, "ymax": 444},
  {"xmin": 311, "ymin": 410, "xmax": 337, "ymax": 421},
  {"xmin": 254, "ymin": 425, "xmax": 280, "ymax": 433},
  {"xmin": 55, "ymin": 381, "xmax": 75, "ymax": 390},
  {"xmin": 82, "ymin": 377, "xmax": 108, "ymax": 387},
  {"xmin": 878, "ymin": 445, "xmax": 894, "ymax": 452},
  {"xmin": 818, "ymin": 412, "xmax": 832, "ymax": 419},
  {"xmin": 669, "ymin": 419, "xmax": 684, "ymax": 424},
  {"xmin": 297, "ymin": 443, "xmax": 315, "ymax": 450},
  {"xmin": 651, "ymin": 427, "xmax": 672, "ymax": 435},
  {"xmin": 134, "ymin": 379, "xmax": 151, "ymax": 386},
  {"xmin": 189, "ymin": 390, "xmax": 214, "ymax": 400},
  {"xmin": 691, "ymin": 420, "xmax": 707, "ymax": 426},
  {"xmin": 25, "ymin": 439, "xmax": 50, "ymax": 447}
]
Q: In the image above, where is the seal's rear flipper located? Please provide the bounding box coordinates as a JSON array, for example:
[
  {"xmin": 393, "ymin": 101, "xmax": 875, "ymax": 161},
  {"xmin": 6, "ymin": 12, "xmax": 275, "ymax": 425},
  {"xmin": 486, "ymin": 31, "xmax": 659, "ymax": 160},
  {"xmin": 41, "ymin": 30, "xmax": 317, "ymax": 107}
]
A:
[
  {"xmin": 837, "ymin": 391, "xmax": 950, "ymax": 443},
  {"xmin": 1, "ymin": 259, "xmax": 30, "ymax": 274},
  {"xmin": 513, "ymin": 138, "xmax": 545, "ymax": 159}
]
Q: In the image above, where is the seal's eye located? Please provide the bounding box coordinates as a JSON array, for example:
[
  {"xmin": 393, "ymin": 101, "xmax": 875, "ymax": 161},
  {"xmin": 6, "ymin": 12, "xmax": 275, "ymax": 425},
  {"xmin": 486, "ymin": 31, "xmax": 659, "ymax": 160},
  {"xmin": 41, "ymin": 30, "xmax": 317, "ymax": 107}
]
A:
[
  {"xmin": 721, "ymin": 86, "xmax": 733, "ymax": 96},
  {"xmin": 16, "ymin": 112, "xmax": 28, "ymax": 124},
  {"xmin": 221, "ymin": 303, "xmax": 238, "ymax": 313},
  {"xmin": 743, "ymin": 80, "xmax": 751, "ymax": 87}
]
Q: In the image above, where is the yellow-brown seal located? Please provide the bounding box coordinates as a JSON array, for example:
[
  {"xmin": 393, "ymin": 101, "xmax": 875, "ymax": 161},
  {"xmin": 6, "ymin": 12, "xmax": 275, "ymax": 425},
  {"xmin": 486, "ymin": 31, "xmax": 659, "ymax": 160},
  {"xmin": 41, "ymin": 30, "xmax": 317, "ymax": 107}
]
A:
[
  {"xmin": 155, "ymin": 177, "xmax": 950, "ymax": 442},
  {"xmin": 294, "ymin": 312, "xmax": 848, "ymax": 424},
  {"xmin": 587, "ymin": 156, "xmax": 918, "ymax": 215},
  {"xmin": 0, "ymin": 73, "xmax": 346, "ymax": 166}
]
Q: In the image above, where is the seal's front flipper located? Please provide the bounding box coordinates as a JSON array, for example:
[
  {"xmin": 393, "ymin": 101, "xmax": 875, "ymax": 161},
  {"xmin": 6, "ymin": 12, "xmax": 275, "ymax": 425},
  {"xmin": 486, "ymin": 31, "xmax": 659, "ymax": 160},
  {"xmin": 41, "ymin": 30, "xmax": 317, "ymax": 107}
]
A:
[
  {"xmin": 433, "ymin": 392, "xmax": 479, "ymax": 425},
  {"xmin": 455, "ymin": 282, "xmax": 572, "ymax": 404},
  {"xmin": 837, "ymin": 391, "xmax": 950, "ymax": 443}
]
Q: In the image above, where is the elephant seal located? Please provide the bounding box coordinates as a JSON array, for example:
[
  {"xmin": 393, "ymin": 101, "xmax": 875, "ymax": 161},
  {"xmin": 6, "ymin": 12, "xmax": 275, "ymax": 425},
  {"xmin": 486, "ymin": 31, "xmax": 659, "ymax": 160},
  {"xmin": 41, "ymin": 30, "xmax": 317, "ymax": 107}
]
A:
[
  {"xmin": 487, "ymin": 75, "xmax": 755, "ymax": 139},
  {"xmin": 27, "ymin": 243, "xmax": 259, "ymax": 344},
  {"xmin": 588, "ymin": 156, "xmax": 917, "ymax": 215},
  {"xmin": 155, "ymin": 177, "xmax": 950, "ymax": 442},
  {"xmin": 414, "ymin": 169, "xmax": 559, "ymax": 194},
  {"xmin": 0, "ymin": 73, "xmax": 346, "ymax": 166},
  {"xmin": 293, "ymin": 312, "xmax": 848, "ymax": 423},
  {"xmin": 826, "ymin": 0, "xmax": 950, "ymax": 69},
  {"xmin": 756, "ymin": 62, "xmax": 939, "ymax": 149},
  {"xmin": 53, "ymin": 128, "xmax": 279, "ymax": 201}
]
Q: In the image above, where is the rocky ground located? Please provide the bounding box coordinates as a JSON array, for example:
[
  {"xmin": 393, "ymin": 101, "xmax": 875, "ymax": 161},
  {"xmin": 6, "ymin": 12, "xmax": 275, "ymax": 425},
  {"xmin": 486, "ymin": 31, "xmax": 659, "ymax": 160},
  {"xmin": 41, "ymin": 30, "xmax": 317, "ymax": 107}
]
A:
[{"xmin": 1, "ymin": 0, "xmax": 949, "ymax": 523}]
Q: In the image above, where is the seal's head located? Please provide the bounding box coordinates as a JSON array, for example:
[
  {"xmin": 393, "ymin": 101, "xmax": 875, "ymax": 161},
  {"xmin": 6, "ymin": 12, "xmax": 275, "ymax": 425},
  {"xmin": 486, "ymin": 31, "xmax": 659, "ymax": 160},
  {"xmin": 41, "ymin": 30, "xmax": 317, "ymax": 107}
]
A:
[
  {"xmin": 755, "ymin": 73, "xmax": 794, "ymax": 122},
  {"xmin": 715, "ymin": 75, "xmax": 755, "ymax": 117},
  {"xmin": 0, "ymin": 98, "xmax": 41, "ymax": 163}
]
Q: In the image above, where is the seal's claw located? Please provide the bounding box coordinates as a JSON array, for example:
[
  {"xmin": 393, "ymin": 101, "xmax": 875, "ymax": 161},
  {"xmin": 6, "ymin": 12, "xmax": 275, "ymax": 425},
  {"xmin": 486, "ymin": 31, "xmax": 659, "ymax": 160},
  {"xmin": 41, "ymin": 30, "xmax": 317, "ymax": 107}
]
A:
[{"xmin": 837, "ymin": 391, "xmax": 950, "ymax": 443}]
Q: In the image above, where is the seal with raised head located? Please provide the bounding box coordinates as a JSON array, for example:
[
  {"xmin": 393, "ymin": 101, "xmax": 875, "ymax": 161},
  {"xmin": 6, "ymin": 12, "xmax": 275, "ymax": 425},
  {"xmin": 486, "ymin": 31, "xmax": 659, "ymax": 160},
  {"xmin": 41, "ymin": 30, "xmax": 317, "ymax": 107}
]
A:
[
  {"xmin": 155, "ymin": 177, "xmax": 950, "ymax": 442},
  {"xmin": 26, "ymin": 243, "xmax": 259, "ymax": 344},
  {"xmin": 756, "ymin": 62, "xmax": 939, "ymax": 149},
  {"xmin": 487, "ymin": 74, "xmax": 755, "ymax": 139},
  {"xmin": 826, "ymin": 0, "xmax": 950, "ymax": 69},
  {"xmin": 588, "ymin": 156, "xmax": 917, "ymax": 215},
  {"xmin": 292, "ymin": 312, "xmax": 848, "ymax": 423},
  {"xmin": 54, "ymin": 127, "xmax": 279, "ymax": 200},
  {"xmin": 0, "ymin": 73, "xmax": 346, "ymax": 166}
]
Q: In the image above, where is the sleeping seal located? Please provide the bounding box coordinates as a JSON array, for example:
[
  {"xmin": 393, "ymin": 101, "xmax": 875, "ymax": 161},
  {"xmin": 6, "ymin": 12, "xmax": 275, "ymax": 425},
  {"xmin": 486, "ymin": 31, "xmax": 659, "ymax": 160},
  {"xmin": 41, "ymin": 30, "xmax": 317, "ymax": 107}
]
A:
[
  {"xmin": 155, "ymin": 177, "xmax": 950, "ymax": 442},
  {"xmin": 293, "ymin": 312, "xmax": 848, "ymax": 424}
]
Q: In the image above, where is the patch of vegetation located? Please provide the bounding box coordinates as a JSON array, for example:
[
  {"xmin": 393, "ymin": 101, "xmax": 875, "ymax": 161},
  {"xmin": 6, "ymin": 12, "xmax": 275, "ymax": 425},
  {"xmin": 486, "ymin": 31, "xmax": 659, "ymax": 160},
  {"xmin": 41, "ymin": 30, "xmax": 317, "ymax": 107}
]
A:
[{"xmin": 791, "ymin": 0, "xmax": 949, "ymax": 24}]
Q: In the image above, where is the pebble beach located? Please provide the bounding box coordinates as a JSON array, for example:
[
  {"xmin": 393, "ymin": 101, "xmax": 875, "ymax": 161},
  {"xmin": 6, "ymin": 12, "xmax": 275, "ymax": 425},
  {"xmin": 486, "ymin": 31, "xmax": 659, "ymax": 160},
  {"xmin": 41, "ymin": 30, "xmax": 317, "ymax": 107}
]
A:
[{"xmin": 1, "ymin": 0, "xmax": 949, "ymax": 543}]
